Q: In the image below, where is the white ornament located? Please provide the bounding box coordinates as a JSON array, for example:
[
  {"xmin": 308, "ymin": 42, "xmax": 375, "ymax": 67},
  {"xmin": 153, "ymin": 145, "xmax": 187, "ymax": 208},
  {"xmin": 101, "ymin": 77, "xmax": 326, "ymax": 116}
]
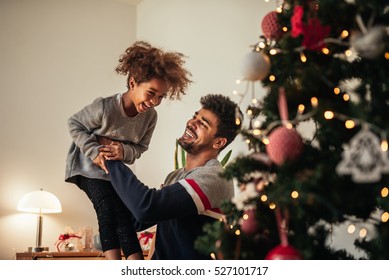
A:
[
  {"xmin": 336, "ymin": 126, "xmax": 389, "ymax": 183},
  {"xmin": 350, "ymin": 25, "xmax": 388, "ymax": 60},
  {"xmin": 240, "ymin": 51, "xmax": 271, "ymax": 81}
]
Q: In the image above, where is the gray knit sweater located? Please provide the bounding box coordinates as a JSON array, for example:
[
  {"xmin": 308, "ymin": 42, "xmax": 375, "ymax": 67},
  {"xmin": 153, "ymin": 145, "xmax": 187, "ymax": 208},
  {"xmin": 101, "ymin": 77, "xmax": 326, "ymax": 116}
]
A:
[{"xmin": 65, "ymin": 93, "xmax": 157, "ymax": 184}]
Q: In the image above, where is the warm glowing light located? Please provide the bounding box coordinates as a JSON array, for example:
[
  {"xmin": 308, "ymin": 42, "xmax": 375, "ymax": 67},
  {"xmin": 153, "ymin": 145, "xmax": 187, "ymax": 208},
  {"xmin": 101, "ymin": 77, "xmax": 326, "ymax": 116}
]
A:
[
  {"xmin": 269, "ymin": 203, "xmax": 276, "ymax": 209},
  {"xmin": 246, "ymin": 139, "xmax": 251, "ymax": 144},
  {"xmin": 385, "ymin": 52, "xmax": 389, "ymax": 60},
  {"xmin": 382, "ymin": 212, "xmax": 389, "ymax": 223},
  {"xmin": 269, "ymin": 75, "xmax": 276, "ymax": 81},
  {"xmin": 253, "ymin": 120, "xmax": 261, "ymax": 127},
  {"xmin": 276, "ymin": 7, "xmax": 282, "ymax": 13},
  {"xmin": 298, "ymin": 104, "xmax": 305, "ymax": 114},
  {"xmin": 359, "ymin": 228, "xmax": 367, "ymax": 238},
  {"xmin": 334, "ymin": 87, "xmax": 341, "ymax": 95},
  {"xmin": 345, "ymin": 49, "xmax": 353, "ymax": 57},
  {"xmin": 262, "ymin": 137, "xmax": 270, "ymax": 145},
  {"xmin": 236, "ymin": 79, "xmax": 241, "ymax": 84},
  {"xmin": 321, "ymin": 47, "xmax": 330, "ymax": 55},
  {"xmin": 285, "ymin": 122, "xmax": 293, "ymax": 129},
  {"xmin": 347, "ymin": 224, "xmax": 356, "ymax": 234},
  {"xmin": 230, "ymin": 225, "xmax": 234, "ymax": 229},
  {"xmin": 232, "ymin": 90, "xmax": 239, "ymax": 95},
  {"xmin": 381, "ymin": 140, "xmax": 388, "ymax": 152},
  {"xmin": 311, "ymin": 97, "xmax": 318, "ymax": 107},
  {"xmin": 210, "ymin": 253, "xmax": 216, "ymax": 260},
  {"xmin": 269, "ymin": 49, "xmax": 277, "ymax": 55},
  {"xmin": 247, "ymin": 109, "xmax": 253, "ymax": 115},
  {"xmin": 235, "ymin": 229, "xmax": 241, "ymax": 236},
  {"xmin": 252, "ymin": 99, "xmax": 258, "ymax": 104},
  {"xmin": 345, "ymin": 120, "xmax": 355, "ymax": 129},
  {"xmin": 300, "ymin": 52, "xmax": 307, "ymax": 62},
  {"xmin": 381, "ymin": 187, "xmax": 389, "ymax": 197},
  {"xmin": 259, "ymin": 42, "xmax": 266, "ymax": 48},
  {"xmin": 324, "ymin": 111, "xmax": 334, "ymax": 119},
  {"xmin": 341, "ymin": 30, "xmax": 349, "ymax": 38},
  {"xmin": 282, "ymin": 26, "xmax": 288, "ymax": 32},
  {"xmin": 343, "ymin": 94, "xmax": 350, "ymax": 101},
  {"xmin": 260, "ymin": 195, "xmax": 268, "ymax": 202},
  {"xmin": 253, "ymin": 129, "xmax": 261, "ymax": 135},
  {"xmin": 243, "ymin": 213, "xmax": 249, "ymax": 220},
  {"xmin": 235, "ymin": 118, "xmax": 241, "ymax": 125},
  {"xmin": 291, "ymin": 191, "xmax": 299, "ymax": 199}
]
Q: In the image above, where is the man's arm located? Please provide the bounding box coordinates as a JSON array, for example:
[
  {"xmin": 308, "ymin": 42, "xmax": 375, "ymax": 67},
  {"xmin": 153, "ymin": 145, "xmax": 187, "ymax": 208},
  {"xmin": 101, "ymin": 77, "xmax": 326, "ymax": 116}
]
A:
[{"xmin": 106, "ymin": 160, "xmax": 198, "ymax": 223}]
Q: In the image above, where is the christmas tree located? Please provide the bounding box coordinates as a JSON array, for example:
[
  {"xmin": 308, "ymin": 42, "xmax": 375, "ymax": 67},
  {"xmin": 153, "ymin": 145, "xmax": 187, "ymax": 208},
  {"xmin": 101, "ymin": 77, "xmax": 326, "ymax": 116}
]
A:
[{"xmin": 195, "ymin": 0, "xmax": 389, "ymax": 260}]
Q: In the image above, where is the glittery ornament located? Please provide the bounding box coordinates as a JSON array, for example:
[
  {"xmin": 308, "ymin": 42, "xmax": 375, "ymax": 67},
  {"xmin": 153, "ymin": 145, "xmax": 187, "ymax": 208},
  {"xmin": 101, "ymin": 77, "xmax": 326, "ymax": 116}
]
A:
[
  {"xmin": 240, "ymin": 51, "xmax": 271, "ymax": 81},
  {"xmin": 266, "ymin": 126, "xmax": 304, "ymax": 166},
  {"xmin": 261, "ymin": 11, "xmax": 282, "ymax": 40},
  {"xmin": 265, "ymin": 244, "xmax": 302, "ymax": 260},
  {"xmin": 336, "ymin": 126, "xmax": 389, "ymax": 183}
]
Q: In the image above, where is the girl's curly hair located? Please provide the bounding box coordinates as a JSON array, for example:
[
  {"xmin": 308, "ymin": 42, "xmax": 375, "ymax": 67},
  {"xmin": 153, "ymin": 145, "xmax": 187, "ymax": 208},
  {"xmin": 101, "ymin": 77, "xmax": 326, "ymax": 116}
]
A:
[{"xmin": 116, "ymin": 41, "xmax": 192, "ymax": 100}]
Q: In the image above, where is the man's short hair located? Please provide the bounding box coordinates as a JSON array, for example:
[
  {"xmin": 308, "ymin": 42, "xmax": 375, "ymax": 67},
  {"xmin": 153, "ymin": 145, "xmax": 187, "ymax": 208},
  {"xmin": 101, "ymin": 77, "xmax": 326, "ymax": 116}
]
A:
[{"xmin": 200, "ymin": 94, "xmax": 243, "ymax": 150}]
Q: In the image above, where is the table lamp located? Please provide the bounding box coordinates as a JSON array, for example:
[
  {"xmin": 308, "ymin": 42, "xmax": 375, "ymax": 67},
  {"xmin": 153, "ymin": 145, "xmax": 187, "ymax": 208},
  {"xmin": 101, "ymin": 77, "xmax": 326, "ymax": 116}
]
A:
[{"xmin": 17, "ymin": 188, "xmax": 62, "ymax": 252}]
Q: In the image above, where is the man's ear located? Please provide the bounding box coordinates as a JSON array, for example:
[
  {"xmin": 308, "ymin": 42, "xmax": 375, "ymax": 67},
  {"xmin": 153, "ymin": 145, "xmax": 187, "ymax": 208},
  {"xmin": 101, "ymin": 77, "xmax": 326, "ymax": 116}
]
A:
[{"xmin": 213, "ymin": 137, "xmax": 227, "ymax": 150}]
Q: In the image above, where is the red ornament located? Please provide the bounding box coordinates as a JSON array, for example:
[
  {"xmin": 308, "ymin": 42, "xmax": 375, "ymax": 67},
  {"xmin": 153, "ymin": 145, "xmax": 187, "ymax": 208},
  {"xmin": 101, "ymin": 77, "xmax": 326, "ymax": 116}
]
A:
[
  {"xmin": 265, "ymin": 244, "xmax": 302, "ymax": 260},
  {"xmin": 261, "ymin": 11, "xmax": 282, "ymax": 40},
  {"xmin": 291, "ymin": 5, "xmax": 304, "ymax": 38},
  {"xmin": 266, "ymin": 126, "xmax": 304, "ymax": 166},
  {"xmin": 301, "ymin": 18, "xmax": 331, "ymax": 51},
  {"xmin": 241, "ymin": 208, "xmax": 259, "ymax": 235}
]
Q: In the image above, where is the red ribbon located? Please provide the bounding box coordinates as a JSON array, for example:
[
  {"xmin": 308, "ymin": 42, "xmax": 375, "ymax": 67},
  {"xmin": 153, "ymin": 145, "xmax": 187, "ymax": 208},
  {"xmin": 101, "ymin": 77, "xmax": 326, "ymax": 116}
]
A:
[
  {"xmin": 138, "ymin": 232, "xmax": 154, "ymax": 245},
  {"xmin": 55, "ymin": 233, "xmax": 82, "ymax": 252}
]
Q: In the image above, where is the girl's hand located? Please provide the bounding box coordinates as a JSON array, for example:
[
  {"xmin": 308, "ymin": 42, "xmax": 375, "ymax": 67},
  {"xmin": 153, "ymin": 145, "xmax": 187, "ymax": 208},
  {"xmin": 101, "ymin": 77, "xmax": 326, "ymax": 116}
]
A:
[
  {"xmin": 99, "ymin": 141, "xmax": 124, "ymax": 161},
  {"xmin": 93, "ymin": 153, "xmax": 109, "ymax": 174}
]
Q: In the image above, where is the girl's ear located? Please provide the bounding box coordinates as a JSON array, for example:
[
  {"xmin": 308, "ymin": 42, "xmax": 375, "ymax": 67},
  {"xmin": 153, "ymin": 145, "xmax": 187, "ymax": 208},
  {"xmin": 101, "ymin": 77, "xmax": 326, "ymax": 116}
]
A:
[
  {"xmin": 128, "ymin": 77, "xmax": 136, "ymax": 90},
  {"xmin": 213, "ymin": 137, "xmax": 227, "ymax": 150}
]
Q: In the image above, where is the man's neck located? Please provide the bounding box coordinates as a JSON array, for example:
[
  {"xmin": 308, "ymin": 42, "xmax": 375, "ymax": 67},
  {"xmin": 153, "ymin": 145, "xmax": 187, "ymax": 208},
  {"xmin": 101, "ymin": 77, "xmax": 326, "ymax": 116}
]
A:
[{"xmin": 184, "ymin": 152, "xmax": 217, "ymax": 171}]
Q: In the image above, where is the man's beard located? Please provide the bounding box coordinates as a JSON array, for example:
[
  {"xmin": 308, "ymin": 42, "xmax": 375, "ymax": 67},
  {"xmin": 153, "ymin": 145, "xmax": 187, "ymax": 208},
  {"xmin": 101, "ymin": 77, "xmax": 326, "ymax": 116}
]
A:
[{"xmin": 177, "ymin": 136, "xmax": 195, "ymax": 154}]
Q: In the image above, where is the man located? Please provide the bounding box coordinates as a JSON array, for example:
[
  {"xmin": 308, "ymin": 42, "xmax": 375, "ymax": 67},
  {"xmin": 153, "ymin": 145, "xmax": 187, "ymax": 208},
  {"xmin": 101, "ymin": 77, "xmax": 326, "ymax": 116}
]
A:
[{"xmin": 101, "ymin": 94, "xmax": 243, "ymax": 259}]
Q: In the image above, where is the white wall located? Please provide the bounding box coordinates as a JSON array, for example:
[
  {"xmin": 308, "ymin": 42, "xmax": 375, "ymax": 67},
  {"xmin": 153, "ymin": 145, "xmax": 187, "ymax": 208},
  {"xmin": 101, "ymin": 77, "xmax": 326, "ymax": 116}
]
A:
[
  {"xmin": 0, "ymin": 0, "xmax": 137, "ymax": 259},
  {"xmin": 134, "ymin": 0, "xmax": 273, "ymax": 186},
  {"xmin": 0, "ymin": 0, "xmax": 277, "ymax": 260}
]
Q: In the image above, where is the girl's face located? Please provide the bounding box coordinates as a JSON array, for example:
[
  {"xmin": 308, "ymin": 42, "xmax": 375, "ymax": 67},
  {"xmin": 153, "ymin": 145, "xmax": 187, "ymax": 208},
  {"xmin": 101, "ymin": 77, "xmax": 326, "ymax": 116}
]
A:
[{"xmin": 129, "ymin": 77, "xmax": 168, "ymax": 113}]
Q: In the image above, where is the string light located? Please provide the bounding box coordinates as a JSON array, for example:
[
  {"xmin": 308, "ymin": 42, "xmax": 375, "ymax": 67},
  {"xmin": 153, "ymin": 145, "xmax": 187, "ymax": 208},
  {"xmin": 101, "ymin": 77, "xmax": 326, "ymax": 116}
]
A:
[
  {"xmin": 269, "ymin": 49, "xmax": 278, "ymax": 55},
  {"xmin": 347, "ymin": 224, "xmax": 356, "ymax": 234},
  {"xmin": 385, "ymin": 52, "xmax": 389, "ymax": 60},
  {"xmin": 291, "ymin": 191, "xmax": 299, "ymax": 199},
  {"xmin": 260, "ymin": 195, "xmax": 268, "ymax": 202},
  {"xmin": 345, "ymin": 49, "xmax": 353, "ymax": 57},
  {"xmin": 321, "ymin": 47, "xmax": 330, "ymax": 55},
  {"xmin": 359, "ymin": 228, "xmax": 367, "ymax": 238},
  {"xmin": 269, "ymin": 75, "xmax": 276, "ymax": 81},
  {"xmin": 341, "ymin": 30, "xmax": 349, "ymax": 38},
  {"xmin": 282, "ymin": 26, "xmax": 288, "ymax": 32},
  {"xmin": 324, "ymin": 111, "xmax": 334, "ymax": 119},
  {"xmin": 300, "ymin": 52, "xmax": 307, "ymax": 63},
  {"xmin": 381, "ymin": 187, "xmax": 388, "ymax": 197},
  {"xmin": 210, "ymin": 253, "xmax": 216, "ymax": 260},
  {"xmin": 345, "ymin": 120, "xmax": 355, "ymax": 129},
  {"xmin": 343, "ymin": 93, "xmax": 350, "ymax": 101},
  {"xmin": 269, "ymin": 202, "xmax": 276, "ymax": 209},
  {"xmin": 298, "ymin": 104, "xmax": 305, "ymax": 114},
  {"xmin": 311, "ymin": 97, "xmax": 318, "ymax": 107},
  {"xmin": 235, "ymin": 229, "xmax": 241, "ymax": 236},
  {"xmin": 382, "ymin": 212, "xmax": 389, "ymax": 223},
  {"xmin": 334, "ymin": 87, "xmax": 341, "ymax": 95}
]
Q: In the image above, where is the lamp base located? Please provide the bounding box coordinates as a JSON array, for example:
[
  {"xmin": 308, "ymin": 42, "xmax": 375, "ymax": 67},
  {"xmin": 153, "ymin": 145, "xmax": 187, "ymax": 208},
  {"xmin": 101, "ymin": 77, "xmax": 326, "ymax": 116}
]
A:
[{"xmin": 28, "ymin": 246, "xmax": 49, "ymax": 253}]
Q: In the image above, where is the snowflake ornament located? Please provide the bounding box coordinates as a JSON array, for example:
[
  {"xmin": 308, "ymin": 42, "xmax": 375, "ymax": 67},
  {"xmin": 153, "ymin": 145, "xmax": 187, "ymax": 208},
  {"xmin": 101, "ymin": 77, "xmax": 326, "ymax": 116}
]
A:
[{"xmin": 336, "ymin": 126, "xmax": 389, "ymax": 183}]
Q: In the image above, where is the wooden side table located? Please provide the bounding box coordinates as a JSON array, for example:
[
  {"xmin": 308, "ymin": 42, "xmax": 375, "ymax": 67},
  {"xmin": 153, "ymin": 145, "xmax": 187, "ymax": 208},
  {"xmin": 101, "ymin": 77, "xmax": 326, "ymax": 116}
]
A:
[{"xmin": 16, "ymin": 251, "xmax": 108, "ymax": 260}]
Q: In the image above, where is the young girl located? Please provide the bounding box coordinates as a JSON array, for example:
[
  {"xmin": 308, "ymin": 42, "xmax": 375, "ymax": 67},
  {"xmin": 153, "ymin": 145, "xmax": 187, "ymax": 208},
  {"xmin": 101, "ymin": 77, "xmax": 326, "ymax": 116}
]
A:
[{"xmin": 65, "ymin": 41, "xmax": 192, "ymax": 260}]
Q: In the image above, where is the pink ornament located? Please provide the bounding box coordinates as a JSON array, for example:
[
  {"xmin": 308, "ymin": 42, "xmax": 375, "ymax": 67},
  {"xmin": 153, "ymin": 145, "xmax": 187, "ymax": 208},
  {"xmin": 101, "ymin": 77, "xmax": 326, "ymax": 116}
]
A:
[
  {"xmin": 265, "ymin": 244, "xmax": 302, "ymax": 260},
  {"xmin": 261, "ymin": 11, "xmax": 282, "ymax": 40},
  {"xmin": 241, "ymin": 208, "xmax": 259, "ymax": 235},
  {"xmin": 266, "ymin": 126, "xmax": 304, "ymax": 166}
]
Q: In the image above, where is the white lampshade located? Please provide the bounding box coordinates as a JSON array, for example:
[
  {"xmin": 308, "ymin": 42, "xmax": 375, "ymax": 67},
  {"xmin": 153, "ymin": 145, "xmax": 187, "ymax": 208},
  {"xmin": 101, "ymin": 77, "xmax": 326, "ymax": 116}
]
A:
[{"xmin": 17, "ymin": 189, "xmax": 62, "ymax": 214}]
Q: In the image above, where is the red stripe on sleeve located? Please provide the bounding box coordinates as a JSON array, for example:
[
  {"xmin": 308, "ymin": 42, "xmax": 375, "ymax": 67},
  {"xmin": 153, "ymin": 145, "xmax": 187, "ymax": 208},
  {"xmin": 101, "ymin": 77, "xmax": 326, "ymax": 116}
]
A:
[{"xmin": 185, "ymin": 178, "xmax": 212, "ymax": 210}]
